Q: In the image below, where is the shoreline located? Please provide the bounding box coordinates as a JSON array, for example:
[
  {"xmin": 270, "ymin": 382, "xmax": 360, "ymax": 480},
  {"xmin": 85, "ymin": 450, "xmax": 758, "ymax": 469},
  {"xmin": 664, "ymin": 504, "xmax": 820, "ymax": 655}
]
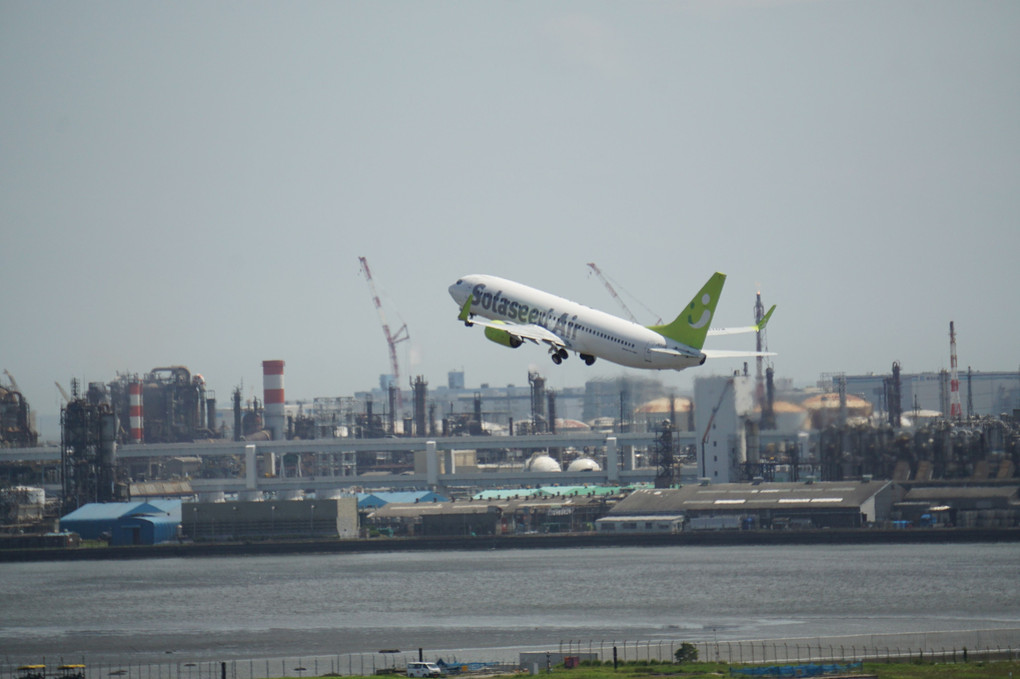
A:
[{"xmin": 2, "ymin": 526, "xmax": 1018, "ymax": 562}]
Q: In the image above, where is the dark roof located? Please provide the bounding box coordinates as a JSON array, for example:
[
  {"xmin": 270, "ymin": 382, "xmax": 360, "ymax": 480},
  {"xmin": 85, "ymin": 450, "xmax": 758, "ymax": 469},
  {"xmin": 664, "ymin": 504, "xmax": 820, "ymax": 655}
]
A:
[
  {"xmin": 903, "ymin": 486, "xmax": 1019, "ymax": 502},
  {"xmin": 611, "ymin": 481, "xmax": 890, "ymax": 515}
]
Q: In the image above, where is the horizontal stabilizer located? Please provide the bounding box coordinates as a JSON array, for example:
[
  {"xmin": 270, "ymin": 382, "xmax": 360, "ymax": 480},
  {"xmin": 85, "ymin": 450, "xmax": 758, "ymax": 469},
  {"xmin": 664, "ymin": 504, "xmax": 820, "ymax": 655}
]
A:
[
  {"xmin": 648, "ymin": 346, "xmax": 703, "ymax": 360},
  {"xmin": 708, "ymin": 304, "xmax": 776, "ymax": 337},
  {"xmin": 701, "ymin": 349, "xmax": 777, "ymax": 359}
]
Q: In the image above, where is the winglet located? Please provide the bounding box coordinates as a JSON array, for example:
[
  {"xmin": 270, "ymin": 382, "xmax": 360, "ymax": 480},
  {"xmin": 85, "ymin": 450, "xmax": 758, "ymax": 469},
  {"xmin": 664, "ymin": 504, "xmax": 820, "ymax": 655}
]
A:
[
  {"xmin": 458, "ymin": 298, "xmax": 473, "ymax": 323},
  {"xmin": 756, "ymin": 304, "xmax": 776, "ymax": 331}
]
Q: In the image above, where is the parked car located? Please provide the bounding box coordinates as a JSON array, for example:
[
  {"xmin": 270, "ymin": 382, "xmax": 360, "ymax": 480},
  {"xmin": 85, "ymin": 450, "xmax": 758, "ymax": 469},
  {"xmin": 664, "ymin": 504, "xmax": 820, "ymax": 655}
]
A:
[{"xmin": 406, "ymin": 662, "xmax": 443, "ymax": 677}]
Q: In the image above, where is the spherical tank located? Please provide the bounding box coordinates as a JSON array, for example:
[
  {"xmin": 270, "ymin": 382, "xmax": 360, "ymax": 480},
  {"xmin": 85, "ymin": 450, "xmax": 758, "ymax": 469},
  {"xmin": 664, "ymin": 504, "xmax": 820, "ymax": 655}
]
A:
[
  {"xmin": 760, "ymin": 401, "xmax": 809, "ymax": 432},
  {"xmin": 526, "ymin": 454, "xmax": 562, "ymax": 472},
  {"xmin": 566, "ymin": 458, "xmax": 602, "ymax": 472}
]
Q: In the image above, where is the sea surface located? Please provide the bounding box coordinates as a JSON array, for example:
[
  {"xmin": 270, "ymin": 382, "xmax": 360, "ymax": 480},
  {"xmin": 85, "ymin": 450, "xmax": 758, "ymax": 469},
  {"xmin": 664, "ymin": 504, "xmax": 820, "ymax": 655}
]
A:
[{"xmin": 1, "ymin": 543, "xmax": 1017, "ymax": 665}]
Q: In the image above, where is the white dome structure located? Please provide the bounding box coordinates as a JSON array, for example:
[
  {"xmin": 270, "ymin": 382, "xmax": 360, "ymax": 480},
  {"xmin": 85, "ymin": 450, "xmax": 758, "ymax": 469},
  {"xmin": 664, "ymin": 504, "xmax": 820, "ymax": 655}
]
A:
[
  {"xmin": 566, "ymin": 457, "xmax": 602, "ymax": 472},
  {"xmin": 555, "ymin": 418, "xmax": 591, "ymax": 431},
  {"xmin": 526, "ymin": 453, "xmax": 562, "ymax": 473}
]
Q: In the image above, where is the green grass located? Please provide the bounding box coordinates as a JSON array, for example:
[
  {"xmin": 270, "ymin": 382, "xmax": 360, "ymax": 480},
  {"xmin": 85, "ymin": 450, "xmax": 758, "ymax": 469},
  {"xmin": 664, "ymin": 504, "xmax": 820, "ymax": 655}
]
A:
[
  {"xmin": 634, "ymin": 660, "xmax": 1016, "ymax": 678},
  {"xmin": 272, "ymin": 658, "xmax": 1020, "ymax": 679},
  {"xmin": 592, "ymin": 659, "xmax": 1019, "ymax": 678}
]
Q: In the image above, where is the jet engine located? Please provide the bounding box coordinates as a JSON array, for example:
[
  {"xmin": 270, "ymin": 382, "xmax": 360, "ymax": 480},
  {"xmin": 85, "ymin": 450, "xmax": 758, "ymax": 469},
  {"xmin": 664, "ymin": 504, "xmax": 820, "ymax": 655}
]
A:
[{"xmin": 484, "ymin": 324, "xmax": 523, "ymax": 348}]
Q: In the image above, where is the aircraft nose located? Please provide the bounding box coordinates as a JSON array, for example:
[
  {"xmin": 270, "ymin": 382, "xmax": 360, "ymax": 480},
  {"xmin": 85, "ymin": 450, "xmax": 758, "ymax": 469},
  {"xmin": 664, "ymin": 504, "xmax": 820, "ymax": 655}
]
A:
[{"xmin": 448, "ymin": 281, "xmax": 463, "ymax": 302}]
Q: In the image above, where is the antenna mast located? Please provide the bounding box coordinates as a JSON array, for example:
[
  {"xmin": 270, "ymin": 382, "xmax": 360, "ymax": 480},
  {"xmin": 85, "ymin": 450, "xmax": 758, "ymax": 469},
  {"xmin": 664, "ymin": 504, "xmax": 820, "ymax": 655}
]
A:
[{"xmin": 358, "ymin": 256, "xmax": 409, "ymax": 411}]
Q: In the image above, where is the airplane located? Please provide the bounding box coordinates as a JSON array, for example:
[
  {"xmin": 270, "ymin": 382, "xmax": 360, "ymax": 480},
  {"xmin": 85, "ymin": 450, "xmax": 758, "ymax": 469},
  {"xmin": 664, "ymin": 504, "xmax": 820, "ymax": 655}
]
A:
[{"xmin": 448, "ymin": 272, "xmax": 775, "ymax": 371}]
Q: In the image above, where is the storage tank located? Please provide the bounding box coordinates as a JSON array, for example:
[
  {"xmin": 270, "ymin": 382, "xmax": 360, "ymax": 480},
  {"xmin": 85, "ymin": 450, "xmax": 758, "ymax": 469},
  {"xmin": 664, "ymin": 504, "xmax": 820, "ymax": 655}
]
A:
[
  {"xmin": 566, "ymin": 457, "xmax": 602, "ymax": 472},
  {"xmin": 554, "ymin": 418, "xmax": 591, "ymax": 432},
  {"xmin": 801, "ymin": 392, "xmax": 873, "ymax": 429},
  {"xmin": 756, "ymin": 401, "xmax": 809, "ymax": 432},
  {"xmin": 526, "ymin": 453, "xmax": 561, "ymax": 472},
  {"xmin": 634, "ymin": 396, "xmax": 693, "ymax": 430}
]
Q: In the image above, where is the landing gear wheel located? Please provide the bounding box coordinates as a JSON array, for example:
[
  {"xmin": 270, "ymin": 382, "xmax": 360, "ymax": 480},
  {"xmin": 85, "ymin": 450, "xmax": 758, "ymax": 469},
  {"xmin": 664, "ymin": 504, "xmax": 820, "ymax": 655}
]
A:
[
  {"xmin": 551, "ymin": 354, "xmax": 562, "ymax": 365},
  {"xmin": 581, "ymin": 354, "xmax": 596, "ymax": 366}
]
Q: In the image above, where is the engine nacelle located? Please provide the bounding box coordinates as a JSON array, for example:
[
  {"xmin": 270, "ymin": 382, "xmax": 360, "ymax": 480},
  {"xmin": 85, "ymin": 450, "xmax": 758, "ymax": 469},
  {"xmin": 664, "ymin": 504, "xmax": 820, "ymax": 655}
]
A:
[{"xmin": 484, "ymin": 324, "xmax": 524, "ymax": 348}]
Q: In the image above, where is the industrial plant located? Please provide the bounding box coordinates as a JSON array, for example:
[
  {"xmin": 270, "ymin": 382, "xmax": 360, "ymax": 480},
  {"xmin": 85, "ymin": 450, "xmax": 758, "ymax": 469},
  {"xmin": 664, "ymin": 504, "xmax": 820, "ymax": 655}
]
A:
[{"xmin": 1, "ymin": 274, "xmax": 1019, "ymax": 552}]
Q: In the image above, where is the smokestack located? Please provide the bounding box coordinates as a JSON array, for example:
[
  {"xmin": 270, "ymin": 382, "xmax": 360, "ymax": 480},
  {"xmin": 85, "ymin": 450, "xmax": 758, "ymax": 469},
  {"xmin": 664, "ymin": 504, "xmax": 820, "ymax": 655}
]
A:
[
  {"xmin": 949, "ymin": 321, "xmax": 962, "ymax": 419},
  {"xmin": 206, "ymin": 397, "xmax": 217, "ymax": 436},
  {"xmin": 262, "ymin": 360, "xmax": 285, "ymax": 440},
  {"xmin": 129, "ymin": 379, "xmax": 144, "ymax": 443}
]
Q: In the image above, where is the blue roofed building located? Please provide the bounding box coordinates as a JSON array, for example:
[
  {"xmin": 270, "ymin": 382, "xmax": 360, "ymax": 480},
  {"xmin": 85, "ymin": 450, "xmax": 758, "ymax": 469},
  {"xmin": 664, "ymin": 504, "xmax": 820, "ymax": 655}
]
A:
[{"xmin": 59, "ymin": 500, "xmax": 181, "ymax": 546}]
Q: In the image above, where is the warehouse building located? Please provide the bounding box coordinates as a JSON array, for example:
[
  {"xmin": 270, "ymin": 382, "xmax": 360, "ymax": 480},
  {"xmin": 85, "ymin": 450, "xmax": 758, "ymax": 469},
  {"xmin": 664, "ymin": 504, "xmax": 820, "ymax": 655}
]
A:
[
  {"xmin": 364, "ymin": 489, "xmax": 621, "ymax": 536},
  {"xmin": 60, "ymin": 500, "xmax": 181, "ymax": 546},
  {"xmin": 603, "ymin": 480, "xmax": 895, "ymax": 530},
  {"xmin": 181, "ymin": 498, "xmax": 358, "ymax": 541},
  {"xmin": 893, "ymin": 484, "xmax": 1019, "ymax": 527}
]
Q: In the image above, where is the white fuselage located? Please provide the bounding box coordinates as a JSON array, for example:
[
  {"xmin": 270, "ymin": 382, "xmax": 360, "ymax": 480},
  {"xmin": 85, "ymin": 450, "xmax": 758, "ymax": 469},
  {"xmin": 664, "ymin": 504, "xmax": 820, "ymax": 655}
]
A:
[{"xmin": 449, "ymin": 274, "xmax": 704, "ymax": 371}]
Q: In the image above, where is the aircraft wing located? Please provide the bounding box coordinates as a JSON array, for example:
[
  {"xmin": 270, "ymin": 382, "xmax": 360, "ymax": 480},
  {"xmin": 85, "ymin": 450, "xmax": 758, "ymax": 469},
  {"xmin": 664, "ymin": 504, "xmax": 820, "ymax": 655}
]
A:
[
  {"xmin": 707, "ymin": 304, "xmax": 776, "ymax": 337},
  {"xmin": 458, "ymin": 300, "xmax": 566, "ymax": 347},
  {"xmin": 466, "ymin": 318, "xmax": 566, "ymax": 347}
]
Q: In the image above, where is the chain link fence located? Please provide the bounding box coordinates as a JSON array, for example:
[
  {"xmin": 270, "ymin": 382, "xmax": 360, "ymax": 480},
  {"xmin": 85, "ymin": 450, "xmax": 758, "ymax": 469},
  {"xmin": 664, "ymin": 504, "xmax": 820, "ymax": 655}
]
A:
[
  {"xmin": 4, "ymin": 628, "xmax": 1018, "ymax": 679},
  {"xmin": 559, "ymin": 628, "xmax": 1020, "ymax": 665}
]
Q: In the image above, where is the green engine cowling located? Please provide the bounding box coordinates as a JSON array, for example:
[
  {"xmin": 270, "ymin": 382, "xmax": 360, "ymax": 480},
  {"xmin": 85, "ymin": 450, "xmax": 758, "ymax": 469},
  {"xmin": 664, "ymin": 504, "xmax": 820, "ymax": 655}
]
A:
[{"xmin": 484, "ymin": 323, "xmax": 523, "ymax": 348}]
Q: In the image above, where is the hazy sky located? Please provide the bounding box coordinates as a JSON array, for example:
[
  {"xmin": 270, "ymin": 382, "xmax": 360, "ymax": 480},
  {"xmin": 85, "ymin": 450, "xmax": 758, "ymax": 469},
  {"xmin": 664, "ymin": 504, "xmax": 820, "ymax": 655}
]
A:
[{"xmin": 3, "ymin": 1, "xmax": 1018, "ymax": 432}]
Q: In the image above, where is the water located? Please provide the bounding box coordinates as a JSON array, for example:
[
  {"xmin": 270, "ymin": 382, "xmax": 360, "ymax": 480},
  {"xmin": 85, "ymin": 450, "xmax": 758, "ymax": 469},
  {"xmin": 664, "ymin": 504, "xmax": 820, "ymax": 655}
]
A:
[{"xmin": 0, "ymin": 543, "xmax": 1017, "ymax": 665}]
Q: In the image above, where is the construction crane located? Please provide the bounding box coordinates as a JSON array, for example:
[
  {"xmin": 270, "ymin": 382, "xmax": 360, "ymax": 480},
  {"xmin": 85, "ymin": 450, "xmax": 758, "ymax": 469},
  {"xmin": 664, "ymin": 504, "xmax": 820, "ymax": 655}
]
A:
[
  {"xmin": 55, "ymin": 381, "xmax": 73, "ymax": 403},
  {"xmin": 3, "ymin": 370, "xmax": 20, "ymax": 392},
  {"xmin": 586, "ymin": 262, "xmax": 661, "ymax": 324},
  {"xmin": 358, "ymin": 256, "xmax": 410, "ymax": 412}
]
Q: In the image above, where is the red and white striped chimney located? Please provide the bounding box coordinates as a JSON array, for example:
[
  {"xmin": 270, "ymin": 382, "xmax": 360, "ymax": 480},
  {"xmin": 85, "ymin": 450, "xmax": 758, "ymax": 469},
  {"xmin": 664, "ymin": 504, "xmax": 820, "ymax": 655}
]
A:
[
  {"xmin": 949, "ymin": 322, "xmax": 962, "ymax": 420},
  {"xmin": 129, "ymin": 379, "xmax": 144, "ymax": 443},
  {"xmin": 262, "ymin": 360, "xmax": 286, "ymax": 440}
]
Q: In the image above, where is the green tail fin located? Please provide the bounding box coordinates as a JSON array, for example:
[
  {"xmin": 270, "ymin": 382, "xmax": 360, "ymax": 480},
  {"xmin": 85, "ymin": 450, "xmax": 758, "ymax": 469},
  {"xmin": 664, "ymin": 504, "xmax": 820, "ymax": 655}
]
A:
[{"xmin": 647, "ymin": 272, "xmax": 726, "ymax": 350}]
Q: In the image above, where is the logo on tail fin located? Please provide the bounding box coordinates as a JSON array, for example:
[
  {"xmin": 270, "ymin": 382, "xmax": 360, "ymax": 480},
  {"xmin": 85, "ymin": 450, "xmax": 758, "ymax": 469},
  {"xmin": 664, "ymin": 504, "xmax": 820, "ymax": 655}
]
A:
[
  {"xmin": 648, "ymin": 273, "xmax": 726, "ymax": 350},
  {"xmin": 688, "ymin": 293, "xmax": 714, "ymax": 329}
]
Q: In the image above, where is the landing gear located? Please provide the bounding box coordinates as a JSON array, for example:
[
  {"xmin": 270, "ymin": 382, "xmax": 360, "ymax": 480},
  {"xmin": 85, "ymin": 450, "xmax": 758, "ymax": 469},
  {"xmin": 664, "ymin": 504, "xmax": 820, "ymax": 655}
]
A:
[
  {"xmin": 580, "ymin": 353, "xmax": 596, "ymax": 366},
  {"xmin": 550, "ymin": 347, "xmax": 569, "ymax": 365}
]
